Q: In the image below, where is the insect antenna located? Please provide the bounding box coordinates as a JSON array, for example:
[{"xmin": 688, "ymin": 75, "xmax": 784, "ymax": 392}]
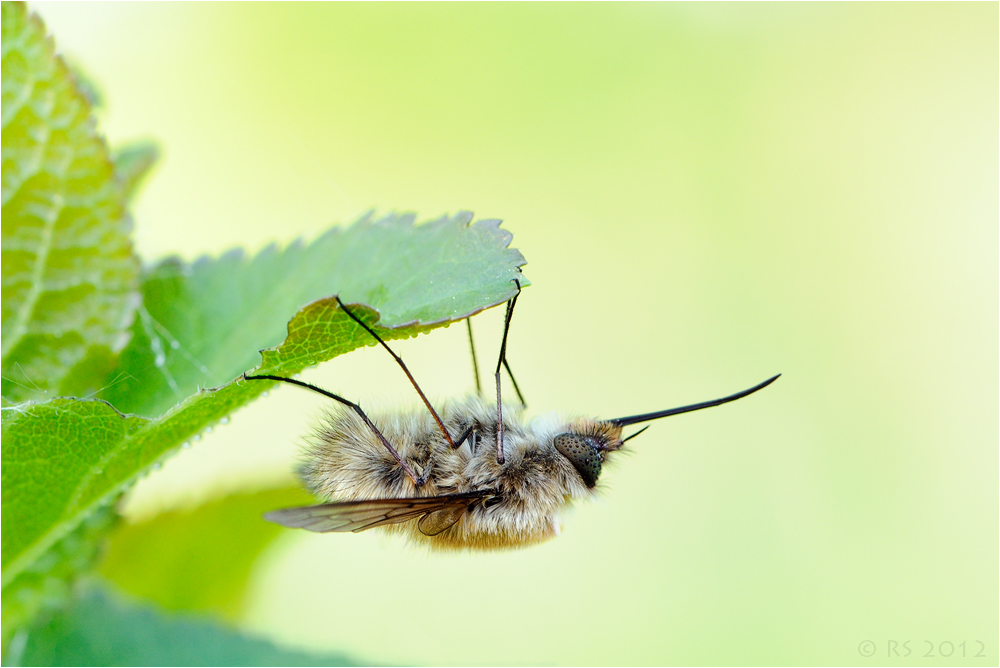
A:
[
  {"xmin": 334, "ymin": 296, "xmax": 456, "ymax": 448},
  {"xmin": 493, "ymin": 279, "xmax": 522, "ymax": 464},
  {"xmin": 606, "ymin": 374, "xmax": 780, "ymax": 427},
  {"xmin": 241, "ymin": 373, "xmax": 423, "ymax": 486}
]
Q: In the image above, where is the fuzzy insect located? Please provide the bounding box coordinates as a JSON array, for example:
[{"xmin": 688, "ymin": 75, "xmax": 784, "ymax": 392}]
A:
[{"xmin": 245, "ymin": 282, "xmax": 778, "ymax": 550}]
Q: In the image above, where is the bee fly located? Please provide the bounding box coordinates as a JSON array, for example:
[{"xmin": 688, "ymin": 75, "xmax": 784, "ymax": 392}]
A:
[{"xmin": 244, "ymin": 281, "xmax": 779, "ymax": 550}]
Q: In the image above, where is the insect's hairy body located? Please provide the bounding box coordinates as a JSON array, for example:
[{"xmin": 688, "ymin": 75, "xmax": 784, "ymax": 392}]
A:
[
  {"xmin": 250, "ymin": 287, "xmax": 778, "ymax": 550},
  {"xmin": 300, "ymin": 395, "xmax": 624, "ymax": 550}
]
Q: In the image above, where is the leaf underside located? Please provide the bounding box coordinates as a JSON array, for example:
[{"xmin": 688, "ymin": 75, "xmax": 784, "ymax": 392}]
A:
[
  {"xmin": 1, "ymin": 504, "xmax": 116, "ymax": 652},
  {"xmin": 101, "ymin": 210, "xmax": 527, "ymax": 419}
]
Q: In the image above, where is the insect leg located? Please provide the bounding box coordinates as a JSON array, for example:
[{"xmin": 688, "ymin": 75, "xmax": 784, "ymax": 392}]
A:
[
  {"xmin": 466, "ymin": 319, "xmax": 482, "ymax": 396},
  {"xmin": 502, "ymin": 359, "xmax": 526, "ymax": 408},
  {"xmin": 493, "ymin": 279, "xmax": 522, "ymax": 464},
  {"xmin": 243, "ymin": 373, "xmax": 423, "ymax": 486},
  {"xmin": 620, "ymin": 425, "xmax": 650, "ymax": 444},
  {"xmin": 415, "ymin": 455, "xmax": 434, "ymax": 487},
  {"xmin": 334, "ymin": 296, "xmax": 456, "ymax": 448},
  {"xmin": 453, "ymin": 424, "xmax": 475, "ymax": 449}
]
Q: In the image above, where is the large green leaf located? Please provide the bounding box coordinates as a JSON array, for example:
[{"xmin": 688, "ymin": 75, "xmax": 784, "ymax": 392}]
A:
[
  {"xmin": 98, "ymin": 486, "xmax": 313, "ymax": 620},
  {"xmin": 1, "ymin": 2, "xmax": 139, "ymax": 405},
  {"xmin": 101, "ymin": 211, "xmax": 525, "ymax": 418},
  {"xmin": 2, "ymin": 212, "xmax": 527, "ymax": 626},
  {"xmin": 12, "ymin": 583, "xmax": 359, "ymax": 666}
]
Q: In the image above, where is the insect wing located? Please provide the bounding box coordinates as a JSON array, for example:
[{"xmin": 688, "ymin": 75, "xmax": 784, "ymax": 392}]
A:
[
  {"xmin": 417, "ymin": 504, "xmax": 469, "ymax": 536},
  {"xmin": 264, "ymin": 491, "xmax": 489, "ymax": 533}
]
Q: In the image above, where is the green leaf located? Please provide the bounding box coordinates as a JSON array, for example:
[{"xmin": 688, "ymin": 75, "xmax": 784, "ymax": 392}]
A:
[
  {"xmin": 98, "ymin": 486, "xmax": 313, "ymax": 620},
  {"xmin": 10, "ymin": 583, "xmax": 360, "ymax": 666},
  {"xmin": 112, "ymin": 141, "xmax": 159, "ymax": 203},
  {"xmin": 1, "ymin": 506, "xmax": 116, "ymax": 652},
  {"xmin": 1, "ymin": 399, "xmax": 148, "ymax": 582},
  {"xmin": 101, "ymin": 211, "xmax": 527, "ymax": 418},
  {"xmin": 2, "ymin": 212, "xmax": 527, "ymax": 633},
  {"xmin": 1, "ymin": 2, "xmax": 140, "ymax": 405}
]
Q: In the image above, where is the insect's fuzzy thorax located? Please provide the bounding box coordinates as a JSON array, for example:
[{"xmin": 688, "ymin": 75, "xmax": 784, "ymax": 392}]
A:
[{"xmin": 298, "ymin": 394, "xmax": 624, "ymax": 549}]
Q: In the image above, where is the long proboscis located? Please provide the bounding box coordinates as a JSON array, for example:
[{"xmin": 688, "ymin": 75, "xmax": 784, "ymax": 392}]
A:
[{"xmin": 606, "ymin": 374, "xmax": 780, "ymax": 428}]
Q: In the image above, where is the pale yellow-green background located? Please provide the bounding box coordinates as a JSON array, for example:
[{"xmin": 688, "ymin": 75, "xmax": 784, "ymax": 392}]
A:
[{"xmin": 32, "ymin": 3, "xmax": 997, "ymax": 665}]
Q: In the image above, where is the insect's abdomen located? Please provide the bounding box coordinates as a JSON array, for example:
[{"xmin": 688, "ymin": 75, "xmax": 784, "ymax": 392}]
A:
[{"xmin": 299, "ymin": 399, "xmax": 587, "ymax": 550}]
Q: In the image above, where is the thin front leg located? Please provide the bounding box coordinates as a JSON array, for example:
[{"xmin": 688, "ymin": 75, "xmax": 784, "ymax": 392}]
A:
[
  {"xmin": 493, "ymin": 280, "xmax": 522, "ymax": 464},
  {"xmin": 335, "ymin": 296, "xmax": 456, "ymax": 448},
  {"xmin": 502, "ymin": 359, "xmax": 526, "ymax": 408},
  {"xmin": 467, "ymin": 319, "xmax": 482, "ymax": 395}
]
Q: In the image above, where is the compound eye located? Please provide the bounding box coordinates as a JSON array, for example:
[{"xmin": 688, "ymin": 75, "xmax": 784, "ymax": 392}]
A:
[{"xmin": 553, "ymin": 434, "xmax": 602, "ymax": 488}]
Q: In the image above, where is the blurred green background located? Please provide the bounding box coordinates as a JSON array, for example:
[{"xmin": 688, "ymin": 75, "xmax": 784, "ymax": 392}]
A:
[{"xmin": 33, "ymin": 2, "xmax": 996, "ymax": 665}]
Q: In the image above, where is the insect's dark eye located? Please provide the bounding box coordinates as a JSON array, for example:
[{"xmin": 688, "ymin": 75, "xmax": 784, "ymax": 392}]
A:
[{"xmin": 553, "ymin": 434, "xmax": 602, "ymax": 488}]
